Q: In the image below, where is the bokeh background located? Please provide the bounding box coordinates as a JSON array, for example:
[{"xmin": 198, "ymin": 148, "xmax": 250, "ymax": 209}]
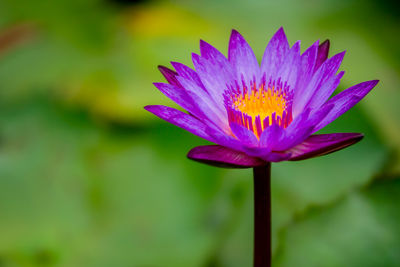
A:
[{"xmin": 0, "ymin": 0, "xmax": 399, "ymax": 266}]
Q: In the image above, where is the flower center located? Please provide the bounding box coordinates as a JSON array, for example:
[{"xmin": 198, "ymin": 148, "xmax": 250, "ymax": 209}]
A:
[{"xmin": 226, "ymin": 80, "xmax": 293, "ymax": 139}]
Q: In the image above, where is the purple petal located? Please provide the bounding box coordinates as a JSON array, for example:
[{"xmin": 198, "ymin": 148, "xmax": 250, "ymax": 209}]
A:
[
  {"xmin": 306, "ymin": 71, "xmax": 345, "ymax": 110},
  {"xmin": 144, "ymin": 105, "xmax": 215, "ymax": 142},
  {"xmin": 206, "ymin": 126, "xmax": 245, "ymax": 152},
  {"xmin": 275, "ymin": 104, "xmax": 333, "ymax": 151},
  {"xmin": 243, "ymin": 144, "xmax": 291, "ymax": 162},
  {"xmin": 271, "ymin": 109, "xmax": 311, "ymax": 151},
  {"xmin": 230, "ymin": 122, "xmax": 259, "ymax": 147},
  {"xmin": 288, "ymin": 133, "xmax": 363, "ymax": 161},
  {"xmin": 192, "ymin": 50, "xmax": 235, "ymax": 106},
  {"xmin": 295, "ymin": 41, "xmax": 318, "ymax": 97},
  {"xmin": 158, "ymin": 65, "xmax": 180, "ymax": 87},
  {"xmin": 175, "ymin": 76, "xmax": 229, "ymax": 132},
  {"xmin": 171, "ymin": 61, "xmax": 205, "ymax": 90},
  {"xmin": 153, "ymin": 82, "xmax": 201, "ymax": 116},
  {"xmin": 241, "ymin": 145, "xmax": 292, "ymax": 162},
  {"xmin": 262, "ymin": 151, "xmax": 292, "ymax": 162},
  {"xmin": 259, "ymin": 124, "xmax": 284, "ymax": 149},
  {"xmin": 200, "ymin": 39, "xmax": 227, "ymax": 62},
  {"xmin": 228, "ymin": 30, "xmax": 260, "ymax": 87},
  {"xmin": 261, "ymin": 27, "xmax": 290, "ymax": 81},
  {"xmin": 315, "ymin": 39, "xmax": 330, "ymax": 71},
  {"xmin": 293, "ymin": 51, "xmax": 345, "ymax": 116},
  {"xmin": 277, "ymin": 41, "xmax": 301, "ymax": 89},
  {"xmin": 187, "ymin": 145, "xmax": 266, "ymax": 168},
  {"xmin": 153, "ymin": 81, "xmax": 229, "ymax": 133},
  {"xmin": 313, "ymin": 80, "xmax": 379, "ymax": 132}
]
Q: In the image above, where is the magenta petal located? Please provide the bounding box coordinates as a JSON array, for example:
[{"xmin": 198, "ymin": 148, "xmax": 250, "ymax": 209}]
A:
[
  {"xmin": 262, "ymin": 151, "xmax": 292, "ymax": 162},
  {"xmin": 261, "ymin": 27, "xmax": 290, "ymax": 80},
  {"xmin": 153, "ymin": 82, "xmax": 228, "ymax": 132},
  {"xmin": 228, "ymin": 30, "xmax": 260, "ymax": 87},
  {"xmin": 206, "ymin": 127, "xmax": 245, "ymax": 152},
  {"xmin": 243, "ymin": 145, "xmax": 291, "ymax": 163},
  {"xmin": 288, "ymin": 133, "xmax": 364, "ymax": 161},
  {"xmin": 277, "ymin": 41, "xmax": 301, "ymax": 89},
  {"xmin": 176, "ymin": 76, "xmax": 229, "ymax": 131},
  {"xmin": 296, "ymin": 41, "xmax": 318, "ymax": 92},
  {"xmin": 144, "ymin": 105, "xmax": 215, "ymax": 143},
  {"xmin": 171, "ymin": 61, "xmax": 205, "ymax": 90},
  {"xmin": 259, "ymin": 124, "xmax": 284, "ymax": 149},
  {"xmin": 293, "ymin": 51, "xmax": 345, "ymax": 116},
  {"xmin": 306, "ymin": 70, "xmax": 345, "ymax": 110},
  {"xmin": 158, "ymin": 65, "xmax": 180, "ymax": 87},
  {"xmin": 187, "ymin": 145, "xmax": 266, "ymax": 168},
  {"xmin": 192, "ymin": 51, "xmax": 235, "ymax": 106},
  {"xmin": 313, "ymin": 80, "xmax": 379, "ymax": 132},
  {"xmin": 315, "ymin": 39, "xmax": 330, "ymax": 71},
  {"xmin": 200, "ymin": 39, "xmax": 227, "ymax": 62},
  {"xmin": 230, "ymin": 122, "xmax": 259, "ymax": 147},
  {"xmin": 153, "ymin": 82, "xmax": 201, "ymax": 115},
  {"xmin": 276, "ymin": 104, "xmax": 333, "ymax": 151}
]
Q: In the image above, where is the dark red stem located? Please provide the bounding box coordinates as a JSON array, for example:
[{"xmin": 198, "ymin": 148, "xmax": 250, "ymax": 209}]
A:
[{"xmin": 253, "ymin": 163, "xmax": 271, "ymax": 267}]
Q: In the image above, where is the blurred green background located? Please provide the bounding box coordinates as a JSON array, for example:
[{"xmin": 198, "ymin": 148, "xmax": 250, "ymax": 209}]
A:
[{"xmin": 0, "ymin": 0, "xmax": 399, "ymax": 266}]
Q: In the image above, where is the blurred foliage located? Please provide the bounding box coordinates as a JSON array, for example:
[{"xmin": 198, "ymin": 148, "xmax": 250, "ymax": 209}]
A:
[
  {"xmin": 0, "ymin": 0, "xmax": 399, "ymax": 266},
  {"xmin": 274, "ymin": 176, "xmax": 400, "ymax": 267}
]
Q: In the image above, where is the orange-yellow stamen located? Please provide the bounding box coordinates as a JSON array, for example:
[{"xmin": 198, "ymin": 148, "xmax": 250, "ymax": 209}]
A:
[
  {"xmin": 233, "ymin": 84, "xmax": 286, "ymax": 126},
  {"xmin": 227, "ymin": 81, "xmax": 292, "ymax": 139}
]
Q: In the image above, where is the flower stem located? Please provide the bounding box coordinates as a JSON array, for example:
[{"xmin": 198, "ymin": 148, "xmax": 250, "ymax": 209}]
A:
[{"xmin": 253, "ymin": 163, "xmax": 271, "ymax": 267}]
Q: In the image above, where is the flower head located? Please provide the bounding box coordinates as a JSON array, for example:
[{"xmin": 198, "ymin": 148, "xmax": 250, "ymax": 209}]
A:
[{"xmin": 145, "ymin": 28, "xmax": 378, "ymax": 167}]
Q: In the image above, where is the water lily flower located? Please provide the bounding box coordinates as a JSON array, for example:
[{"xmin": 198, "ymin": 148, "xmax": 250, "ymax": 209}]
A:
[
  {"xmin": 145, "ymin": 28, "xmax": 378, "ymax": 168},
  {"xmin": 145, "ymin": 28, "xmax": 378, "ymax": 267}
]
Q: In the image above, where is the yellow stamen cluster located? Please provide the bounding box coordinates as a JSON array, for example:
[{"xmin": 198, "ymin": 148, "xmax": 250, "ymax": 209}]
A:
[{"xmin": 233, "ymin": 85, "xmax": 287, "ymax": 128}]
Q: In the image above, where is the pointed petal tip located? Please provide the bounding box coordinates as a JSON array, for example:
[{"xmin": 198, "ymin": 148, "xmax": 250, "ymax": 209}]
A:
[
  {"xmin": 231, "ymin": 29, "xmax": 240, "ymax": 35},
  {"xmin": 143, "ymin": 104, "xmax": 158, "ymax": 113},
  {"xmin": 288, "ymin": 132, "xmax": 364, "ymax": 161},
  {"xmin": 292, "ymin": 40, "xmax": 301, "ymax": 50},
  {"xmin": 158, "ymin": 65, "xmax": 177, "ymax": 76},
  {"xmin": 152, "ymin": 82, "xmax": 163, "ymax": 87},
  {"xmin": 335, "ymin": 50, "xmax": 346, "ymax": 59},
  {"xmin": 157, "ymin": 65, "xmax": 174, "ymax": 82},
  {"xmin": 320, "ymin": 39, "xmax": 330, "ymax": 47},
  {"xmin": 157, "ymin": 65, "xmax": 168, "ymax": 71},
  {"xmin": 230, "ymin": 29, "xmax": 245, "ymax": 41},
  {"xmin": 269, "ymin": 27, "xmax": 287, "ymax": 41},
  {"xmin": 277, "ymin": 26, "xmax": 285, "ymax": 33},
  {"xmin": 152, "ymin": 82, "xmax": 180, "ymax": 92},
  {"xmin": 229, "ymin": 30, "xmax": 243, "ymax": 45},
  {"xmin": 199, "ymin": 39, "xmax": 207, "ymax": 47},
  {"xmin": 191, "ymin": 52, "xmax": 200, "ymax": 60},
  {"xmin": 199, "ymin": 40, "xmax": 207, "ymax": 55},
  {"xmin": 229, "ymin": 29, "xmax": 248, "ymax": 49},
  {"xmin": 170, "ymin": 61, "xmax": 185, "ymax": 68},
  {"xmin": 352, "ymin": 79, "xmax": 380, "ymax": 93},
  {"xmin": 199, "ymin": 40, "xmax": 217, "ymax": 57},
  {"xmin": 273, "ymin": 27, "xmax": 287, "ymax": 38},
  {"xmin": 370, "ymin": 79, "xmax": 380, "ymax": 86},
  {"xmin": 363, "ymin": 79, "xmax": 380, "ymax": 86}
]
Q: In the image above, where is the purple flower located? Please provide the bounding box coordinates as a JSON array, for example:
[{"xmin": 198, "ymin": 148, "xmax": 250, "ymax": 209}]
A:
[{"xmin": 145, "ymin": 28, "xmax": 378, "ymax": 168}]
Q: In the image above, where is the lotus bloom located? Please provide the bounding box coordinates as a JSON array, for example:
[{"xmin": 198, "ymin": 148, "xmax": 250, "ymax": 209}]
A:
[{"xmin": 145, "ymin": 28, "xmax": 378, "ymax": 167}]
